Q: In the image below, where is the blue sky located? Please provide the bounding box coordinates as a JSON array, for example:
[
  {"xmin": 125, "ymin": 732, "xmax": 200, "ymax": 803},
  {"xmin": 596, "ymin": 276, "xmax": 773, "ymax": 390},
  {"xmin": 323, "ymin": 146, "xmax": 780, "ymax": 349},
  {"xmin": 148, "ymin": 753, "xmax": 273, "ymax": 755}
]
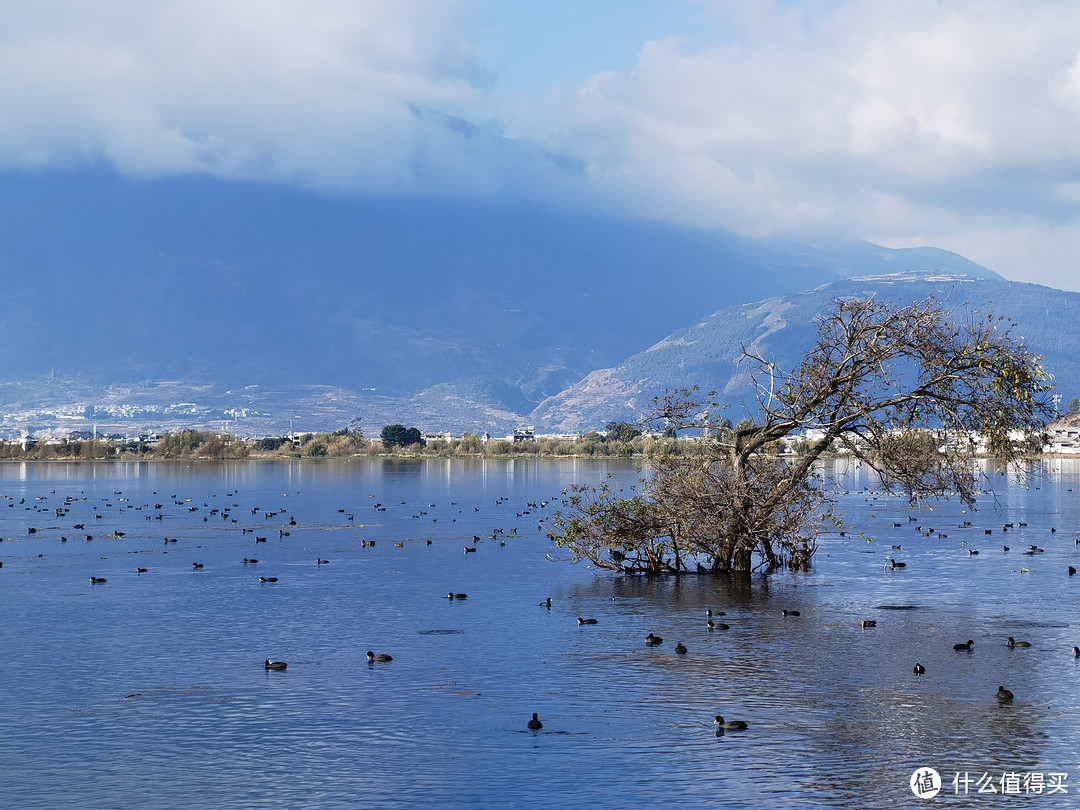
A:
[{"xmin": 2, "ymin": 0, "xmax": 1079, "ymax": 291}]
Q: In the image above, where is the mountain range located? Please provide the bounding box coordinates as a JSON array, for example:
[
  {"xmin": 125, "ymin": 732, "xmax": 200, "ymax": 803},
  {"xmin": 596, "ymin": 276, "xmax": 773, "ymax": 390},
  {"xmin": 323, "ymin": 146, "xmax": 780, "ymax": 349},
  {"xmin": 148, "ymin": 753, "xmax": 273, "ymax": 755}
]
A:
[{"xmin": 0, "ymin": 173, "xmax": 1070, "ymax": 437}]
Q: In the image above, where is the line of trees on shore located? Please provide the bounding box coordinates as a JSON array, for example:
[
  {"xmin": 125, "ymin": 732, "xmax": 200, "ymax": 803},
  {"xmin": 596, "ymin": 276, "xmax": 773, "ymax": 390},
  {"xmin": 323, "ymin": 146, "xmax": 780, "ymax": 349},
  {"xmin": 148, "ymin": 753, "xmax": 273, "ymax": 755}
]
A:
[{"xmin": 0, "ymin": 422, "xmax": 668, "ymax": 461}]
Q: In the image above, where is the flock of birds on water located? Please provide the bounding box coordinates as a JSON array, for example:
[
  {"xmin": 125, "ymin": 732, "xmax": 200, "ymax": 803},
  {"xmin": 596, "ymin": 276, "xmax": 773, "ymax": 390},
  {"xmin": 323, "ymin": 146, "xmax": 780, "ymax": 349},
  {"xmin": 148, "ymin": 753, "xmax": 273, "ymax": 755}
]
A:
[{"xmin": 2, "ymin": 477, "xmax": 1080, "ymax": 734}]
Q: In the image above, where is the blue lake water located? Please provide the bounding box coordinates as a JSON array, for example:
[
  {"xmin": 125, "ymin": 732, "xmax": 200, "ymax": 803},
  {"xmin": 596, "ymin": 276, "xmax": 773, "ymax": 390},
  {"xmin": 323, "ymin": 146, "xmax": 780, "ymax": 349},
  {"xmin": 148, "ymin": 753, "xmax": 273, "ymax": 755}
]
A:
[{"xmin": 1, "ymin": 457, "xmax": 1079, "ymax": 808}]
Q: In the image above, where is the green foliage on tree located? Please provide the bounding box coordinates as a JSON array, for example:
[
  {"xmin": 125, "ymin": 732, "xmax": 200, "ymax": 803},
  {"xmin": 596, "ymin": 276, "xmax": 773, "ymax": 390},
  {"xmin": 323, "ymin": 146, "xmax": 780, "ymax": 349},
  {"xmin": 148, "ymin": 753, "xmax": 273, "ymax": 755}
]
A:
[
  {"xmin": 302, "ymin": 437, "xmax": 329, "ymax": 457},
  {"xmin": 550, "ymin": 297, "xmax": 1056, "ymax": 576},
  {"xmin": 255, "ymin": 437, "xmax": 288, "ymax": 452},
  {"xmin": 605, "ymin": 421, "xmax": 642, "ymax": 442},
  {"xmin": 381, "ymin": 424, "xmax": 423, "ymax": 449},
  {"xmin": 348, "ymin": 417, "xmax": 364, "ymax": 440}
]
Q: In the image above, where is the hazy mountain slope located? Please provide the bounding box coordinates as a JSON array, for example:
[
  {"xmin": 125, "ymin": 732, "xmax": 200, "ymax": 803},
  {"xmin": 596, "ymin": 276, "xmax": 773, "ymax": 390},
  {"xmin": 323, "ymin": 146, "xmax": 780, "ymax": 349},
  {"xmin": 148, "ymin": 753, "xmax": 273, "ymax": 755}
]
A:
[
  {"xmin": 529, "ymin": 275, "xmax": 1078, "ymax": 432},
  {"xmin": 0, "ymin": 173, "xmax": 1000, "ymax": 407}
]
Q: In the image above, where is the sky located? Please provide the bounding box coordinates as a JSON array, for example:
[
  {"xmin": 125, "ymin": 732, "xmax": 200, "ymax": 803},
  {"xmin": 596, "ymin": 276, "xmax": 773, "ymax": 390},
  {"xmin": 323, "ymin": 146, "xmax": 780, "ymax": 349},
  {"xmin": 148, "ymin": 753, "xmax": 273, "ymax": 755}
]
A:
[{"xmin": 2, "ymin": 0, "xmax": 1079, "ymax": 290}]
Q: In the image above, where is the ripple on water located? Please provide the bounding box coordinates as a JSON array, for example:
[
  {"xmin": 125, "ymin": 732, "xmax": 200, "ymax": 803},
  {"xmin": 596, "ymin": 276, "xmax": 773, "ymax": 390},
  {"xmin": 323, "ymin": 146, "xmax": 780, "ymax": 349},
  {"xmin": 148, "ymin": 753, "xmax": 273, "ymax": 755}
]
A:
[{"xmin": 2, "ymin": 458, "xmax": 1080, "ymax": 809}]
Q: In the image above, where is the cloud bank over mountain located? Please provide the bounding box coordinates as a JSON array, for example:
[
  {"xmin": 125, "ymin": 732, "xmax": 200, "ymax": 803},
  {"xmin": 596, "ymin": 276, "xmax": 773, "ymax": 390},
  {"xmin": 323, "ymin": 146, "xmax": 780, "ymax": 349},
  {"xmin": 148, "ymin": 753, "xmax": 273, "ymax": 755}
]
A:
[{"xmin": 0, "ymin": 2, "xmax": 1077, "ymax": 289}]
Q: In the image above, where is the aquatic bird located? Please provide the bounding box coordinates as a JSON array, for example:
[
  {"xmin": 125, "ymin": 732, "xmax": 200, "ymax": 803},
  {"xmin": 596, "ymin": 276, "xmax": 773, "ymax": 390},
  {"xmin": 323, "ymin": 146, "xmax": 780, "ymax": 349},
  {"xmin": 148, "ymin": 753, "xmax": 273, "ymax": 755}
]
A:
[
  {"xmin": 527, "ymin": 712, "xmax": 543, "ymax": 730},
  {"xmin": 675, "ymin": 642, "xmax": 688, "ymax": 654},
  {"xmin": 707, "ymin": 620, "xmax": 730, "ymax": 630},
  {"xmin": 539, "ymin": 597, "xmax": 552, "ymax": 608},
  {"xmin": 706, "ymin": 609, "xmax": 726, "ymax": 617},
  {"xmin": 136, "ymin": 567, "xmax": 147, "ymax": 573},
  {"xmin": 265, "ymin": 659, "xmax": 287, "ymax": 671},
  {"xmin": 260, "ymin": 576, "xmax": 279, "ymax": 583},
  {"xmin": 463, "ymin": 546, "xmax": 477, "ymax": 554},
  {"xmin": 861, "ymin": 620, "xmax": 876, "ymax": 628},
  {"xmin": 782, "ymin": 609, "xmax": 800, "ymax": 617},
  {"xmin": 448, "ymin": 592, "xmax": 467, "ymax": 600},
  {"xmin": 968, "ymin": 549, "xmax": 980, "ymax": 555},
  {"xmin": 1071, "ymin": 566, "xmax": 1077, "ymax": 576},
  {"xmin": 90, "ymin": 577, "xmax": 107, "ymax": 583},
  {"xmin": 913, "ymin": 663, "xmax": 925, "ymax": 675},
  {"xmin": 996, "ymin": 685, "xmax": 1014, "ymax": 701},
  {"xmin": 644, "ymin": 633, "xmax": 663, "ymax": 645},
  {"xmin": 367, "ymin": 651, "xmax": 393, "ymax": 663},
  {"xmin": 1006, "ymin": 637, "xmax": 1032, "ymax": 648},
  {"xmin": 713, "ymin": 715, "xmax": 748, "ymax": 730},
  {"xmin": 192, "ymin": 562, "xmax": 204, "ymax": 568},
  {"xmin": 577, "ymin": 617, "xmax": 598, "ymax": 625},
  {"xmin": 243, "ymin": 558, "xmax": 258, "ymax": 564},
  {"xmin": 317, "ymin": 558, "xmax": 329, "ymax": 565},
  {"xmin": 953, "ymin": 640, "xmax": 974, "ymax": 651},
  {"xmin": 889, "ymin": 559, "xmax": 906, "ymax": 569},
  {"xmin": 1073, "ymin": 646, "xmax": 1080, "ymax": 658}
]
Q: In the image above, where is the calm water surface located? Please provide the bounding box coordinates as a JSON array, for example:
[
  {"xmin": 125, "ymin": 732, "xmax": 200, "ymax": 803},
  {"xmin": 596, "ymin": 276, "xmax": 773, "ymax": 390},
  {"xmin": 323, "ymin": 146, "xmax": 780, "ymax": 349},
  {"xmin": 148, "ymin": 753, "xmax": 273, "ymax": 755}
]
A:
[{"xmin": 1, "ymin": 457, "xmax": 1079, "ymax": 808}]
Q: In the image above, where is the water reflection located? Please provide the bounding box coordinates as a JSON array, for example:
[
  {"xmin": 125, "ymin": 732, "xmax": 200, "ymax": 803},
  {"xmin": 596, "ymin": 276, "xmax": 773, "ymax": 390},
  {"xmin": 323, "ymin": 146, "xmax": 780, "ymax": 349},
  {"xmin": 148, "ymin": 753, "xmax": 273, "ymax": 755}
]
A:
[{"xmin": 0, "ymin": 457, "xmax": 1078, "ymax": 808}]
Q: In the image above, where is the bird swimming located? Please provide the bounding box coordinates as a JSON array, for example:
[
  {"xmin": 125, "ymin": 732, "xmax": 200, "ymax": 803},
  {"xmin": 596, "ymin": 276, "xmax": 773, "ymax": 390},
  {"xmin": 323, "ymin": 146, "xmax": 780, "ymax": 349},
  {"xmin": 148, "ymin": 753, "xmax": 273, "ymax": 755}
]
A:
[
  {"xmin": 953, "ymin": 640, "xmax": 974, "ymax": 651},
  {"xmin": 448, "ymin": 592, "xmax": 467, "ymax": 600},
  {"xmin": 996, "ymin": 685, "xmax": 1014, "ymax": 701},
  {"xmin": 367, "ymin": 651, "xmax": 392, "ymax": 662},
  {"xmin": 265, "ymin": 659, "xmax": 287, "ymax": 671},
  {"xmin": 707, "ymin": 620, "xmax": 729, "ymax": 630},
  {"xmin": 913, "ymin": 663, "xmax": 925, "ymax": 675},
  {"xmin": 527, "ymin": 712, "xmax": 543, "ymax": 730},
  {"xmin": 713, "ymin": 715, "xmax": 748, "ymax": 730},
  {"xmin": 645, "ymin": 633, "xmax": 663, "ymax": 645},
  {"xmin": 782, "ymin": 610, "xmax": 800, "ymax": 617},
  {"xmin": 577, "ymin": 617, "xmax": 598, "ymax": 625},
  {"xmin": 675, "ymin": 642, "xmax": 687, "ymax": 654},
  {"xmin": 1006, "ymin": 637, "xmax": 1031, "ymax": 648}
]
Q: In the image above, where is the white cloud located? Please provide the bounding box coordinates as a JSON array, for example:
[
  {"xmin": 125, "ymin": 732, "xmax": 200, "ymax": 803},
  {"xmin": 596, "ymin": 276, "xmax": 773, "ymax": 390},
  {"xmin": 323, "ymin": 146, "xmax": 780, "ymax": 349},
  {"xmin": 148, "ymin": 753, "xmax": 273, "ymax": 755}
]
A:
[
  {"xmin": 0, "ymin": 0, "xmax": 501, "ymax": 189},
  {"xmin": 514, "ymin": 1, "xmax": 1080, "ymax": 289},
  {"xmin": 1, "ymin": 1, "xmax": 1080, "ymax": 290}
]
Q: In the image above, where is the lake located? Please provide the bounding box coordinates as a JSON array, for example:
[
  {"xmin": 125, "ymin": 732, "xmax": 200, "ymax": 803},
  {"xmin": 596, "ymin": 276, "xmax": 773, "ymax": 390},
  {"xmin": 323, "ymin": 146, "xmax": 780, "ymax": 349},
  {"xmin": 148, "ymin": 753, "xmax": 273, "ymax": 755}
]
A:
[{"xmin": 0, "ymin": 456, "xmax": 1078, "ymax": 809}]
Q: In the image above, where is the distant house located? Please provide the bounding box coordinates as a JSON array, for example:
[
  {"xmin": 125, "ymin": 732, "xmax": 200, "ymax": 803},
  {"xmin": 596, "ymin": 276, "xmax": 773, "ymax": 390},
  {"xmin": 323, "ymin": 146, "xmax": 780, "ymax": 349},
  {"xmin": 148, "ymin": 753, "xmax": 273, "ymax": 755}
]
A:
[
  {"xmin": 289, "ymin": 431, "xmax": 315, "ymax": 448},
  {"xmin": 513, "ymin": 427, "xmax": 536, "ymax": 443}
]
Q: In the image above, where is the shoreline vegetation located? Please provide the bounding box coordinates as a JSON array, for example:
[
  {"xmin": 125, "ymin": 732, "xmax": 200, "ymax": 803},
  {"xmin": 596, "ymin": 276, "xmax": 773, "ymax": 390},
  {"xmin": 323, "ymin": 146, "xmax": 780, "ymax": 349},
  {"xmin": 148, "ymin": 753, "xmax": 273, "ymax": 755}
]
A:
[
  {"xmin": 1, "ymin": 424, "xmax": 1074, "ymax": 462},
  {"xmin": 0, "ymin": 428, "xmax": 674, "ymax": 461}
]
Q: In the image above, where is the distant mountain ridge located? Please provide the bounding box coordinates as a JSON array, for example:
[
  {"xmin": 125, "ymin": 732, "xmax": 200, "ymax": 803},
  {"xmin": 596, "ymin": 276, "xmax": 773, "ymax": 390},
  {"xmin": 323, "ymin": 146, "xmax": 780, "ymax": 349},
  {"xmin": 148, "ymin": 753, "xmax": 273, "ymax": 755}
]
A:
[
  {"xmin": 0, "ymin": 172, "xmax": 1057, "ymax": 437},
  {"xmin": 528, "ymin": 274, "xmax": 1078, "ymax": 432}
]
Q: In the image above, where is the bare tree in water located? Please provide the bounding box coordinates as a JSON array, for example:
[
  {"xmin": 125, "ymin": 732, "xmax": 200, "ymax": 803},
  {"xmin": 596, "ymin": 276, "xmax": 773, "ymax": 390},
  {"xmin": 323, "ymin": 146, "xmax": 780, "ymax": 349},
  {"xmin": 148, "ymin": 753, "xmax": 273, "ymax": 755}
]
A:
[{"xmin": 549, "ymin": 297, "xmax": 1055, "ymax": 575}]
